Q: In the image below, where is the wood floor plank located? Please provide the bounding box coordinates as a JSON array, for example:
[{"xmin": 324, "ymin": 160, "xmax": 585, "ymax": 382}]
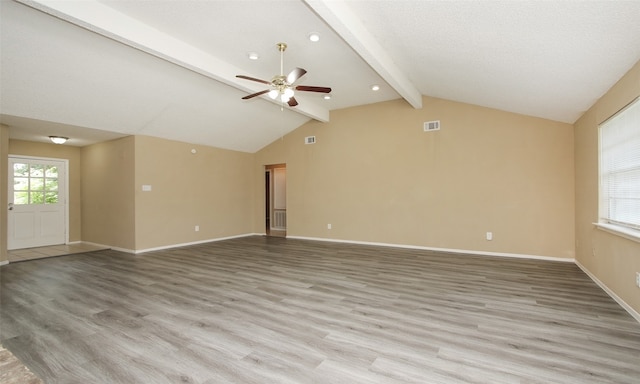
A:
[
  {"xmin": 0, "ymin": 344, "xmax": 43, "ymax": 384},
  {"xmin": 2, "ymin": 236, "xmax": 639, "ymax": 383}
]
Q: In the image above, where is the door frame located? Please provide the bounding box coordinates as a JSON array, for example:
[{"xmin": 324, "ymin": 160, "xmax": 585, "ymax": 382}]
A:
[
  {"xmin": 265, "ymin": 168, "xmax": 271, "ymax": 232},
  {"xmin": 8, "ymin": 154, "xmax": 70, "ymax": 248},
  {"xmin": 265, "ymin": 163, "xmax": 286, "ymax": 236}
]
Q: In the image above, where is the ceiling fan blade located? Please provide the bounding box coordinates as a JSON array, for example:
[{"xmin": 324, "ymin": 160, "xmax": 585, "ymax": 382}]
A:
[
  {"xmin": 236, "ymin": 75, "xmax": 272, "ymax": 85},
  {"xmin": 296, "ymin": 85, "xmax": 331, "ymax": 93},
  {"xmin": 287, "ymin": 97, "xmax": 299, "ymax": 107},
  {"xmin": 242, "ymin": 89, "xmax": 270, "ymax": 100},
  {"xmin": 286, "ymin": 67, "xmax": 307, "ymax": 84}
]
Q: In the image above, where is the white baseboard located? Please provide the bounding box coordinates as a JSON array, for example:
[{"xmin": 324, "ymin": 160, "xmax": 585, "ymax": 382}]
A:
[
  {"xmin": 286, "ymin": 235, "xmax": 575, "ymax": 263},
  {"xmin": 110, "ymin": 245, "xmax": 136, "ymax": 254},
  {"xmin": 80, "ymin": 241, "xmax": 132, "ymax": 253},
  {"xmin": 0, "ymin": 260, "xmax": 8, "ymax": 266},
  {"xmin": 83, "ymin": 233, "xmax": 263, "ymax": 255},
  {"xmin": 575, "ymin": 260, "xmax": 640, "ymax": 324},
  {"xmin": 133, "ymin": 233, "xmax": 258, "ymax": 254}
]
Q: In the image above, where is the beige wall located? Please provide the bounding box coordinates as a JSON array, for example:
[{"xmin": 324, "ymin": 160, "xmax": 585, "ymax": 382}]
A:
[
  {"xmin": 255, "ymin": 96, "xmax": 575, "ymax": 259},
  {"xmin": 3, "ymin": 134, "xmax": 254, "ymax": 253},
  {"xmin": 81, "ymin": 136, "xmax": 136, "ymax": 250},
  {"xmin": 7, "ymin": 139, "xmax": 83, "ymax": 243},
  {"xmin": 0, "ymin": 125, "xmax": 8, "ymax": 263},
  {"xmin": 133, "ymin": 135, "xmax": 254, "ymax": 250},
  {"xmin": 574, "ymin": 60, "xmax": 640, "ymax": 312}
]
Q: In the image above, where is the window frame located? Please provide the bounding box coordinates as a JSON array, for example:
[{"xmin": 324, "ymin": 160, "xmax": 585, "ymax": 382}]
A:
[{"xmin": 596, "ymin": 96, "xmax": 640, "ymax": 243}]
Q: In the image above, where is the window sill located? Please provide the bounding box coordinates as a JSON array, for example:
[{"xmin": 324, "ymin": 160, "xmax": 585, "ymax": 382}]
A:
[{"xmin": 594, "ymin": 222, "xmax": 640, "ymax": 244}]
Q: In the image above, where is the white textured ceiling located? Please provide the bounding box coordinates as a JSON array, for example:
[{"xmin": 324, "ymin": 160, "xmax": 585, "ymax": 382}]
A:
[{"xmin": 2, "ymin": 0, "xmax": 639, "ymax": 152}]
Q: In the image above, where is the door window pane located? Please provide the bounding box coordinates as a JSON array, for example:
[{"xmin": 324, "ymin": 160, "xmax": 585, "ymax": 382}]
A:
[
  {"xmin": 12, "ymin": 162, "xmax": 61, "ymax": 205},
  {"xmin": 31, "ymin": 178, "xmax": 45, "ymax": 191},
  {"xmin": 30, "ymin": 165, "xmax": 44, "ymax": 177},
  {"xmin": 14, "ymin": 192, "xmax": 28, "ymax": 205},
  {"xmin": 31, "ymin": 192, "xmax": 44, "ymax": 204},
  {"xmin": 13, "ymin": 163, "xmax": 29, "ymax": 177},
  {"xmin": 45, "ymin": 192, "xmax": 59, "ymax": 204},
  {"xmin": 45, "ymin": 178, "xmax": 58, "ymax": 191},
  {"xmin": 45, "ymin": 166, "xmax": 58, "ymax": 178},
  {"xmin": 14, "ymin": 178, "xmax": 28, "ymax": 191}
]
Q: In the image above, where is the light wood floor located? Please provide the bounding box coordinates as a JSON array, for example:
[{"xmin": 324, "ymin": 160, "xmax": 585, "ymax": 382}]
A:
[{"xmin": 1, "ymin": 236, "xmax": 639, "ymax": 383}]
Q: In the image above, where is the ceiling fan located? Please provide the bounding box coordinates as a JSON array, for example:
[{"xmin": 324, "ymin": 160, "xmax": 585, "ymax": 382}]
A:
[{"xmin": 236, "ymin": 42, "xmax": 331, "ymax": 107}]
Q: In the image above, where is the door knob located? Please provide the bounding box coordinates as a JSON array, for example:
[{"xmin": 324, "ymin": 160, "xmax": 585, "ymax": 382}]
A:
[{"xmin": 8, "ymin": 203, "xmax": 13, "ymax": 211}]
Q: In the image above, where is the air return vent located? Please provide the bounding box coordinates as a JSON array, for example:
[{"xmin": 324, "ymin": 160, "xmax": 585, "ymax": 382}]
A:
[
  {"xmin": 305, "ymin": 136, "xmax": 316, "ymax": 144},
  {"xmin": 424, "ymin": 120, "xmax": 440, "ymax": 132}
]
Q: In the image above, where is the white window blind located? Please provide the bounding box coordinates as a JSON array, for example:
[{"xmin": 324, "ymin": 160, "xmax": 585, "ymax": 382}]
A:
[{"xmin": 599, "ymin": 97, "xmax": 640, "ymax": 231}]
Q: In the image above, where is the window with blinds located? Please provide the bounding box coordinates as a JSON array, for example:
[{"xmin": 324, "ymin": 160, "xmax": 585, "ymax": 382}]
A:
[{"xmin": 599, "ymin": 97, "xmax": 640, "ymax": 232}]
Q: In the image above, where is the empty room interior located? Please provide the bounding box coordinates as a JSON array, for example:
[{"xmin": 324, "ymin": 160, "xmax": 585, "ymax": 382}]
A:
[{"xmin": 1, "ymin": 1, "xmax": 640, "ymax": 383}]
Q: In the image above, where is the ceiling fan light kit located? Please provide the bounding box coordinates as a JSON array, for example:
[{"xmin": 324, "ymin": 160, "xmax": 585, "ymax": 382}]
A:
[{"xmin": 236, "ymin": 42, "xmax": 331, "ymax": 108}]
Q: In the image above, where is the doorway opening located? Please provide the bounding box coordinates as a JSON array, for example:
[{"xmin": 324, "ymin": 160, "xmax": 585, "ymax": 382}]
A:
[{"xmin": 265, "ymin": 164, "xmax": 286, "ymax": 237}]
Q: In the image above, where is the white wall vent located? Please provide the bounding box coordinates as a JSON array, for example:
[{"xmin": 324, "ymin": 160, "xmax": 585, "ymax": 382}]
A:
[
  {"xmin": 305, "ymin": 136, "xmax": 316, "ymax": 144},
  {"xmin": 424, "ymin": 120, "xmax": 441, "ymax": 132}
]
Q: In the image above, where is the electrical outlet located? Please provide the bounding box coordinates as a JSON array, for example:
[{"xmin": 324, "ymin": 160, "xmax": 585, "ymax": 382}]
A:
[
  {"xmin": 327, "ymin": 223, "xmax": 332, "ymax": 230},
  {"xmin": 195, "ymin": 225, "xmax": 199, "ymax": 232},
  {"xmin": 636, "ymin": 272, "xmax": 640, "ymax": 288},
  {"xmin": 486, "ymin": 232, "xmax": 493, "ymax": 241}
]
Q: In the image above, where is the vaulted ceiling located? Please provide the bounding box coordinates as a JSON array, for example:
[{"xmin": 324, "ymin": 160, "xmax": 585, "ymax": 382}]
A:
[{"xmin": 2, "ymin": 0, "xmax": 639, "ymax": 152}]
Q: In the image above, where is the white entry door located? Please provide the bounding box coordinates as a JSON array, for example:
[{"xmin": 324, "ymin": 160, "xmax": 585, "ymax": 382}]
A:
[{"xmin": 8, "ymin": 157, "xmax": 67, "ymax": 250}]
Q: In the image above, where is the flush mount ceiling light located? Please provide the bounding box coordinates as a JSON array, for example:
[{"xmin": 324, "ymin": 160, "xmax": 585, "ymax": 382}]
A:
[
  {"xmin": 247, "ymin": 52, "xmax": 259, "ymax": 60},
  {"xmin": 371, "ymin": 84, "xmax": 380, "ymax": 91},
  {"xmin": 323, "ymin": 94, "xmax": 331, "ymax": 100},
  {"xmin": 49, "ymin": 136, "xmax": 68, "ymax": 144},
  {"xmin": 308, "ymin": 33, "xmax": 320, "ymax": 42}
]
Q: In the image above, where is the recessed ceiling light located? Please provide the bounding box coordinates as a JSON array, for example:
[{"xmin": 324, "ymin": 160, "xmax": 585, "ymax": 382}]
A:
[
  {"xmin": 371, "ymin": 84, "xmax": 380, "ymax": 91},
  {"xmin": 308, "ymin": 33, "xmax": 320, "ymax": 42},
  {"xmin": 323, "ymin": 94, "xmax": 331, "ymax": 100},
  {"xmin": 247, "ymin": 52, "xmax": 259, "ymax": 60}
]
